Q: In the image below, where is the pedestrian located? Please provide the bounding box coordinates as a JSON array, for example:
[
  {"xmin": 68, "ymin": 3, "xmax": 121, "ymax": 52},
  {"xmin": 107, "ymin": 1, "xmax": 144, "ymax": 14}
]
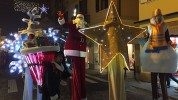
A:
[
  {"xmin": 42, "ymin": 51, "xmax": 68, "ymax": 100},
  {"xmin": 166, "ymin": 73, "xmax": 178, "ymax": 88},
  {"xmin": 59, "ymin": 51, "xmax": 72, "ymax": 86}
]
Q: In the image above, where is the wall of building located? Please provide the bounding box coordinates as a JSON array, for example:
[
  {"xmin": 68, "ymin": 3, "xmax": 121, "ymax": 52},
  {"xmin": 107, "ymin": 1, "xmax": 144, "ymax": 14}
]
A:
[
  {"xmin": 139, "ymin": 0, "xmax": 178, "ymax": 21},
  {"xmin": 87, "ymin": 0, "xmax": 139, "ymax": 26},
  {"xmin": 87, "ymin": 0, "xmax": 111, "ymax": 26},
  {"xmin": 62, "ymin": 0, "xmax": 139, "ymax": 25},
  {"xmin": 120, "ymin": 0, "xmax": 139, "ymax": 20}
]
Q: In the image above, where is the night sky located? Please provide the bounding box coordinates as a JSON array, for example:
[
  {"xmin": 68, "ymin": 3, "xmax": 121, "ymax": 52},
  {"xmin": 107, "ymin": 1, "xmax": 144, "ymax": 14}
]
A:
[{"xmin": 0, "ymin": 0, "xmax": 30, "ymax": 35}]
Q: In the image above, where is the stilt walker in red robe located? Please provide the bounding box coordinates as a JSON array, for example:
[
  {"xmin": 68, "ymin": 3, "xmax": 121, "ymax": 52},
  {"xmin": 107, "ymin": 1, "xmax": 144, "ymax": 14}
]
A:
[{"xmin": 58, "ymin": 11, "xmax": 87, "ymax": 100}]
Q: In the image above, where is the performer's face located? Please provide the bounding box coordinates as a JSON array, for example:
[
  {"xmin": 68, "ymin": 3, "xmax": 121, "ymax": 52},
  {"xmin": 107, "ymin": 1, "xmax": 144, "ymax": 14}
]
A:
[
  {"xmin": 154, "ymin": 14, "xmax": 162, "ymax": 24},
  {"xmin": 77, "ymin": 16, "xmax": 84, "ymax": 20},
  {"xmin": 74, "ymin": 16, "xmax": 85, "ymax": 28},
  {"xmin": 75, "ymin": 17, "xmax": 84, "ymax": 24},
  {"xmin": 55, "ymin": 54, "xmax": 63, "ymax": 63}
]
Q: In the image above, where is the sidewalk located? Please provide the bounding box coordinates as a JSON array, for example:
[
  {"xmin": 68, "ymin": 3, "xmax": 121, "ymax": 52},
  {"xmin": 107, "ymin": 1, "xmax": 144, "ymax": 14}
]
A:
[
  {"xmin": 0, "ymin": 68, "xmax": 178, "ymax": 100},
  {"xmin": 0, "ymin": 71, "xmax": 24, "ymax": 100},
  {"xmin": 126, "ymin": 80, "xmax": 178, "ymax": 100},
  {"xmin": 125, "ymin": 71, "xmax": 178, "ymax": 100},
  {"xmin": 85, "ymin": 68, "xmax": 178, "ymax": 100}
]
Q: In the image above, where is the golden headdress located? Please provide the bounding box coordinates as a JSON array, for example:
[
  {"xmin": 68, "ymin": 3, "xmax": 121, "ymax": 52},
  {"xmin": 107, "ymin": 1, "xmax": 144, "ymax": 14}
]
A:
[{"xmin": 152, "ymin": 8, "xmax": 162, "ymax": 17}]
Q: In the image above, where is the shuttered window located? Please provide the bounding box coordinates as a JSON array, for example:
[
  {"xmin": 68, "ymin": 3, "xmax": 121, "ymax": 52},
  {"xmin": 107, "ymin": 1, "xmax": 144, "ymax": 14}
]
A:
[{"xmin": 96, "ymin": 0, "xmax": 108, "ymax": 12}]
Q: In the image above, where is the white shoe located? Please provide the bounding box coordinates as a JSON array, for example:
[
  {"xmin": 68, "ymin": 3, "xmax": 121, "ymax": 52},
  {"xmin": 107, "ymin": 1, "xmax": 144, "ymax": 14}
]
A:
[
  {"xmin": 50, "ymin": 94, "xmax": 58, "ymax": 100},
  {"xmin": 175, "ymin": 87, "xmax": 178, "ymax": 91}
]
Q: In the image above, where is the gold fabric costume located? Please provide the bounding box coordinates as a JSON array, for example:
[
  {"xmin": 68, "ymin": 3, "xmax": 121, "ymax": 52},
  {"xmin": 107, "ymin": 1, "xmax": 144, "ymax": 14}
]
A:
[
  {"xmin": 79, "ymin": 1, "xmax": 145, "ymax": 73},
  {"xmin": 79, "ymin": 1, "xmax": 145, "ymax": 100},
  {"xmin": 108, "ymin": 53, "xmax": 127, "ymax": 100}
]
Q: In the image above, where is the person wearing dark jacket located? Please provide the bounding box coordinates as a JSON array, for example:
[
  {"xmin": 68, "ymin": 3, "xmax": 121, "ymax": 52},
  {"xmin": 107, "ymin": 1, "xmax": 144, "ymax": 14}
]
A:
[
  {"xmin": 42, "ymin": 51, "xmax": 71, "ymax": 100},
  {"xmin": 166, "ymin": 73, "xmax": 178, "ymax": 88}
]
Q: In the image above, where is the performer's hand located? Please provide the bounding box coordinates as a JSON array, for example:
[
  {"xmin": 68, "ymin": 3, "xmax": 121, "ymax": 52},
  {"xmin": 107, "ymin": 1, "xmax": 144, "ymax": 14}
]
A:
[
  {"xmin": 143, "ymin": 32, "xmax": 148, "ymax": 38},
  {"xmin": 57, "ymin": 11, "xmax": 64, "ymax": 19},
  {"xmin": 169, "ymin": 41, "xmax": 177, "ymax": 48},
  {"xmin": 171, "ymin": 42, "xmax": 177, "ymax": 48},
  {"xmin": 102, "ymin": 22, "xmax": 106, "ymax": 29}
]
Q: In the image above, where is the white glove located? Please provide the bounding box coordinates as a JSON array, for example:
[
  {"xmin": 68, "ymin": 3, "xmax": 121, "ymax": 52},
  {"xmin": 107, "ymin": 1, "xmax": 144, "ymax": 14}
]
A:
[
  {"xmin": 50, "ymin": 94, "xmax": 58, "ymax": 100},
  {"xmin": 60, "ymin": 80, "xmax": 67, "ymax": 86},
  {"xmin": 81, "ymin": 97, "xmax": 87, "ymax": 100}
]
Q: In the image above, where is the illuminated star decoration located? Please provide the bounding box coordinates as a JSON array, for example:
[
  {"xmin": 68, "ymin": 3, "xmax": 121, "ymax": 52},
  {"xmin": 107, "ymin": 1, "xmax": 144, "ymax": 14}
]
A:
[
  {"xmin": 79, "ymin": 1, "xmax": 146, "ymax": 73},
  {"xmin": 39, "ymin": 4, "xmax": 49, "ymax": 14}
]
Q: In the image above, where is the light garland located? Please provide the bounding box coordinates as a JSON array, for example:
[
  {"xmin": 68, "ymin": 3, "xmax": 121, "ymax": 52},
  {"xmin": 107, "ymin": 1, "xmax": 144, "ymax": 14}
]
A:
[{"xmin": 14, "ymin": 0, "xmax": 39, "ymax": 13}]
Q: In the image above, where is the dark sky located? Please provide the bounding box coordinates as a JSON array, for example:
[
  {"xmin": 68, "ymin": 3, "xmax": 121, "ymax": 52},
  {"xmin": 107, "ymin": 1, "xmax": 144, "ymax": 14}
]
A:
[{"xmin": 0, "ymin": 0, "xmax": 30, "ymax": 35}]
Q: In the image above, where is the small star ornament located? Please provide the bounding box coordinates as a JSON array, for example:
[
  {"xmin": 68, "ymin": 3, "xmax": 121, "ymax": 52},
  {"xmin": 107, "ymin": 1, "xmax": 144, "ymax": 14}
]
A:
[
  {"xmin": 79, "ymin": 1, "xmax": 146, "ymax": 72},
  {"xmin": 39, "ymin": 4, "xmax": 49, "ymax": 14}
]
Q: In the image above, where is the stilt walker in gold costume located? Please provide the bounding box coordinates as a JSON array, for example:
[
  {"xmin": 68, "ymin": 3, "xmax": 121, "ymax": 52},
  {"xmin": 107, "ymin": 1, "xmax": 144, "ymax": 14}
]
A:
[
  {"xmin": 140, "ymin": 9, "xmax": 177, "ymax": 100},
  {"xmin": 79, "ymin": 1, "xmax": 145, "ymax": 100}
]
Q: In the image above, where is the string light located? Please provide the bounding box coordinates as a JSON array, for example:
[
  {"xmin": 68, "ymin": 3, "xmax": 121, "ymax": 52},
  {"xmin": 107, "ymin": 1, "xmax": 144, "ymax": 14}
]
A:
[{"xmin": 14, "ymin": 0, "xmax": 39, "ymax": 13}]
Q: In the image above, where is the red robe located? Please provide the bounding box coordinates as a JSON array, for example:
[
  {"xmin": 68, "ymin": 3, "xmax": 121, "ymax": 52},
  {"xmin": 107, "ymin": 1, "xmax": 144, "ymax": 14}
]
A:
[{"xmin": 58, "ymin": 18, "xmax": 87, "ymax": 100}]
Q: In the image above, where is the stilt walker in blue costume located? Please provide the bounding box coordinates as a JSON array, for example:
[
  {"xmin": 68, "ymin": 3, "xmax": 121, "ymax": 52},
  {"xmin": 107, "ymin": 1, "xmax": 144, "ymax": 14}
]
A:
[{"xmin": 140, "ymin": 9, "xmax": 177, "ymax": 100}]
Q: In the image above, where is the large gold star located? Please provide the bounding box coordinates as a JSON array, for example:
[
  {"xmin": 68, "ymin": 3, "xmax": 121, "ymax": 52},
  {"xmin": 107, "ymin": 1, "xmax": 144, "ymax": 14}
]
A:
[{"xmin": 79, "ymin": 1, "xmax": 146, "ymax": 73}]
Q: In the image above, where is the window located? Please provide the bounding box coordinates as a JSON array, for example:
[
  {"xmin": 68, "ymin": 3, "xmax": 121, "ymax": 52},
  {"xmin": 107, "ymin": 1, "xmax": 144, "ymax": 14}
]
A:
[
  {"xmin": 96, "ymin": 0, "xmax": 108, "ymax": 12},
  {"xmin": 79, "ymin": 0, "xmax": 87, "ymax": 14}
]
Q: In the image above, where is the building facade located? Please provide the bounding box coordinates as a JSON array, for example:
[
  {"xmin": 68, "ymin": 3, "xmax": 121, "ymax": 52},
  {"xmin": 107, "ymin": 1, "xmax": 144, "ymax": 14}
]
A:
[
  {"xmin": 138, "ymin": 0, "xmax": 178, "ymax": 35},
  {"xmin": 62, "ymin": 0, "xmax": 140, "ymax": 69}
]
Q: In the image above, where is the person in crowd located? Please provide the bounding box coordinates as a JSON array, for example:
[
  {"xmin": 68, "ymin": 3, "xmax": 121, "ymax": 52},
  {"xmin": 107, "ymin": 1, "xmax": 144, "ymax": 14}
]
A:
[
  {"xmin": 166, "ymin": 73, "xmax": 178, "ymax": 88},
  {"xmin": 42, "ymin": 51, "xmax": 71, "ymax": 100}
]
